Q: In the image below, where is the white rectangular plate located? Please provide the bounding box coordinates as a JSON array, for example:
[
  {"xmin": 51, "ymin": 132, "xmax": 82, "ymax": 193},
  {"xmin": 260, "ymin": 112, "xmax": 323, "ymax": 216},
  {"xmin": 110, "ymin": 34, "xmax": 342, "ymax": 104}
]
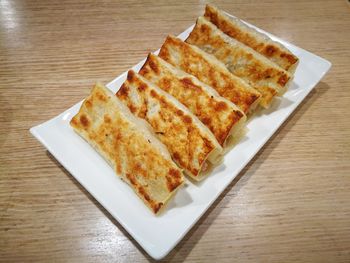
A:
[{"xmin": 30, "ymin": 17, "xmax": 331, "ymax": 260}]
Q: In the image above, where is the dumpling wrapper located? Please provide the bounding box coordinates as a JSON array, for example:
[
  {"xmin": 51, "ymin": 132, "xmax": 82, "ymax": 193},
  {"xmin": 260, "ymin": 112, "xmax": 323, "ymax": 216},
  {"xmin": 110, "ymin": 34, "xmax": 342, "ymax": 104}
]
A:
[
  {"xmin": 204, "ymin": 4, "xmax": 299, "ymax": 73},
  {"xmin": 186, "ymin": 17, "xmax": 292, "ymax": 108},
  {"xmin": 158, "ymin": 35, "xmax": 261, "ymax": 114},
  {"xmin": 139, "ymin": 53, "xmax": 246, "ymax": 147},
  {"xmin": 117, "ymin": 70, "xmax": 223, "ymax": 181},
  {"xmin": 70, "ymin": 83, "xmax": 184, "ymax": 214}
]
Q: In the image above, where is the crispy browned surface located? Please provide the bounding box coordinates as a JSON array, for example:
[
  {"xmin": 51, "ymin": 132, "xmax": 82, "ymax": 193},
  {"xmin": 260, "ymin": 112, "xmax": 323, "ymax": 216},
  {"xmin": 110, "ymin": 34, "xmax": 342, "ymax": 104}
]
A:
[
  {"xmin": 139, "ymin": 54, "xmax": 245, "ymax": 146},
  {"xmin": 204, "ymin": 4, "xmax": 299, "ymax": 71},
  {"xmin": 117, "ymin": 70, "xmax": 219, "ymax": 178},
  {"xmin": 158, "ymin": 35, "xmax": 261, "ymax": 113},
  {"xmin": 70, "ymin": 84, "xmax": 183, "ymax": 213},
  {"xmin": 186, "ymin": 17, "xmax": 291, "ymax": 107}
]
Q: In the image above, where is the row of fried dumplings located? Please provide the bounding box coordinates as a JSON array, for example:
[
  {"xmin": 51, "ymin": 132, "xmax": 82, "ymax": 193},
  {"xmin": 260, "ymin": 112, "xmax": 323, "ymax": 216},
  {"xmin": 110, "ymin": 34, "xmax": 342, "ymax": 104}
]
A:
[{"xmin": 70, "ymin": 5, "xmax": 299, "ymax": 214}]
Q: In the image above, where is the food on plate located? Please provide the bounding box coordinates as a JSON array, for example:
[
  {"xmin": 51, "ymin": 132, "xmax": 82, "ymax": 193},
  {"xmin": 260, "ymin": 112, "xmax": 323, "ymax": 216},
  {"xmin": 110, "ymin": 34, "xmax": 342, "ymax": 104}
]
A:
[
  {"xmin": 186, "ymin": 17, "xmax": 292, "ymax": 108},
  {"xmin": 204, "ymin": 4, "xmax": 299, "ymax": 73},
  {"xmin": 139, "ymin": 53, "xmax": 246, "ymax": 147},
  {"xmin": 158, "ymin": 35, "xmax": 261, "ymax": 114},
  {"xmin": 70, "ymin": 83, "xmax": 184, "ymax": 214},
  {"xmin": 116, "ymin": 70, "xmax": 222, "ymax": 180},
  {"xmin": 68, "ymin": 5, "xmax": 300, "ymax": 215}
]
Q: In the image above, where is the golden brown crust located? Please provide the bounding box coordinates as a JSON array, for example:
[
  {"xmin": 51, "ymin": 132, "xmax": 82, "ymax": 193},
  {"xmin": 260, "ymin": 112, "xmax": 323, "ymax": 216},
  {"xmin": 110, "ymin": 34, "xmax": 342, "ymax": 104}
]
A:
[
  {"xmin": 70, "ymin": 83, "xmax": 183, "ymax": 214},
  {"xmin": 186, "ymin": 17, "xmax": 291, "ymax": 107},
  {"xmin": 117, "ymin": 70, "xmax": 221, "ymax": 179},
  {"xmin": 139, "ymin": 53, "xmax": 245, "ymax": 146},
  {"xmin": 158, "ymin": 35, "xmax": 261, "ymax": 113},
  {"xmin": 204, "ymin": 4, "xmax": 299, "ymax": 72}
]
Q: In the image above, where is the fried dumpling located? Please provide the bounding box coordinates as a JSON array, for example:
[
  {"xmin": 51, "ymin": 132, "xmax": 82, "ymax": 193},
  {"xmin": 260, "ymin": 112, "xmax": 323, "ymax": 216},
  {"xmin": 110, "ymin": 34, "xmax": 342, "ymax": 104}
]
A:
[
  {"xmin": 204, "ymin": 4, "xmax": 299, "ymax": 73},
  {"xmin": 139, "ymin": 53, "xmax": 246, "ymax": 147},
  {"xmin": 186, "ymin": 17, "xmax": 292, "ymax": 108},
  {"xmin": 158, "ymin": 35, "xmax": 261, "ymax": 113},
  {"xmin": 70, "ymin": 83, "xmax": 184, "ymax": 214},
  {"xmin": 117, "ymin": 71, "xmax": 223, "ymax": 181}
]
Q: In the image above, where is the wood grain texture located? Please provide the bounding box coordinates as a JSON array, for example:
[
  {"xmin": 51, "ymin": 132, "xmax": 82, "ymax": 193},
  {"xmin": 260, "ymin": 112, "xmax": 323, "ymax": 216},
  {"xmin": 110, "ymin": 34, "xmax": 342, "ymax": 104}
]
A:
[{"xmin": 1, "ymin": 0, "xmax": 349, "ymax": 262}]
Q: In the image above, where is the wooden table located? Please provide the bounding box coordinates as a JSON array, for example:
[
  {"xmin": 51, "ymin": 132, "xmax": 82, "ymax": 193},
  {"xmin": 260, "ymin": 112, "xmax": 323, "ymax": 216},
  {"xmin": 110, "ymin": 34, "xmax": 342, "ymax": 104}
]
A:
[{"xmin": 1, "ymin": 0, "xmax": 349, "ymax": 262}]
